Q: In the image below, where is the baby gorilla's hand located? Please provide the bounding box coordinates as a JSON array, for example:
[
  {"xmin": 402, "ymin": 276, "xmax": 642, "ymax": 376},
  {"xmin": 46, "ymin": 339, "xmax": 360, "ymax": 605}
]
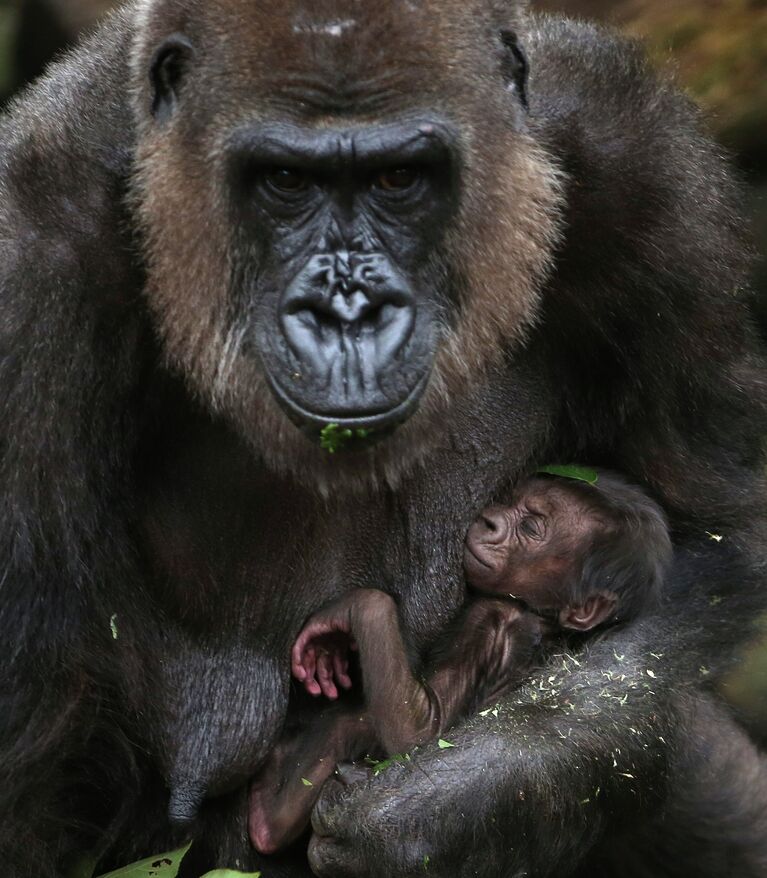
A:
[{"xmin": 292, "ymin": 595, "xmax": 361, "ymax": 699}]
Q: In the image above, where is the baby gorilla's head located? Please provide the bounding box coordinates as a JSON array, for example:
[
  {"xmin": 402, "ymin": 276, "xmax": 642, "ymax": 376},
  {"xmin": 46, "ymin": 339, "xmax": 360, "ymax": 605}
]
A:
[{"xmin": 464, "ymin": 471, "xmax": 671, "ymax": 631}]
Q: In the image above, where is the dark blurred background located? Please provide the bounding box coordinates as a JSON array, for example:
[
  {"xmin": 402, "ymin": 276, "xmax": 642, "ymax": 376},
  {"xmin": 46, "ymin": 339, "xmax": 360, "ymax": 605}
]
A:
[{"xmin": 0, "ymin": 0, "xmax": 765, "ymax": 736}]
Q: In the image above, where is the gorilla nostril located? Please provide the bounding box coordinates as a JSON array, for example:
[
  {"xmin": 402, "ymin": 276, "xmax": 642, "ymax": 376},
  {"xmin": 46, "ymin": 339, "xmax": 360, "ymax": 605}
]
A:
[
  {"xmin": 329, "ymin": 289, "xmax": 374, "ymax": 325},
  {"xmin": 479, "ymin": 509, "xmax": 509, "ymax": 544}
]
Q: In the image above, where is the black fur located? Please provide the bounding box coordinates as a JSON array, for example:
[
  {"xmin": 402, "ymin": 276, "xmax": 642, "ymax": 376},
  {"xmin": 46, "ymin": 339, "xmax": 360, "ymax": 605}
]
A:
[{"xmin": 0, "ymin": 5, "xmax": 766, "ymax": 878}]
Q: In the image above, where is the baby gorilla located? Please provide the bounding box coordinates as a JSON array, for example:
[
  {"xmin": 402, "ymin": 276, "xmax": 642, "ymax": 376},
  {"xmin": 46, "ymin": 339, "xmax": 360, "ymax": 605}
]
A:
[{"xmin": 249, "ymin": 471, "xmax": 671, "ymax": 854}]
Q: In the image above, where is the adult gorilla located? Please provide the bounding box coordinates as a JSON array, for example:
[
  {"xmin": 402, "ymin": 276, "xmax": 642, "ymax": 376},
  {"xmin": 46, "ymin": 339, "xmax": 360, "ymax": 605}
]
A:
[{"xmin": 0, "ymin": 0, "xmax": 765, "ymax": 876}]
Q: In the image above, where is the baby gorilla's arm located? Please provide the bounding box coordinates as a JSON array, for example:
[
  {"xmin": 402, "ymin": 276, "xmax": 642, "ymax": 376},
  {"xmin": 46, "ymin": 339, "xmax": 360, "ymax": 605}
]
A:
[
  {"xmin": 294, "ymin": 590, "xmax": 544, "ymax": 754},
  {"xmin": 427, "ymin": 599, "xmax": 545, "ymax": 720},
  {"xmin": 294, "ymin": 589, "xmax": 440, "ymax": 753},
  {"xmin": 253, "ymin": 593, "xmax": 545, "ymax": 855},
  {"xmin": 251, "ymin": 590, "xmax": 437, "ymax": 855}
]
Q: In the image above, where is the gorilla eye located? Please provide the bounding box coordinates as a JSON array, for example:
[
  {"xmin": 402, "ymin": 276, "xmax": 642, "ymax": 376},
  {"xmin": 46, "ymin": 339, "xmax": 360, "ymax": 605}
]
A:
[
  {"xmin": 375, "ymin": 168, "xmax": 419, "ymax": 192},
  {"xmin": 264, "ymin": 169, "xmax": 310, "ymax": 193},
  {"xmin": 519, "ymin": 516, "xmax": 545, "ymax": 540}
]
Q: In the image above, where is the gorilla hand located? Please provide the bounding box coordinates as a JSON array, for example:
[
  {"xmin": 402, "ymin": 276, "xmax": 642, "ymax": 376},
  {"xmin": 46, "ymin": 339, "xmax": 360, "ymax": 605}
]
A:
[
  {"xmin": 307, "ymin": 637, "xmax": 676, "ymax": 878},
  {"xmin": 308, "ymin": 723, "xmax": 537, "ymax": 878}
]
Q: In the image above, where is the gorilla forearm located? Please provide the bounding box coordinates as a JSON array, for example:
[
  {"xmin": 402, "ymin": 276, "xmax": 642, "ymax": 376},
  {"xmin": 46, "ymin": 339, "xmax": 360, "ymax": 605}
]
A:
[
  {"xmin": 307, "ymin": 533, "xmax": 767, "ymax": 878},
  {"xmin": 308, "ymin": 623, "xmax": 680, "ymax": 878}
]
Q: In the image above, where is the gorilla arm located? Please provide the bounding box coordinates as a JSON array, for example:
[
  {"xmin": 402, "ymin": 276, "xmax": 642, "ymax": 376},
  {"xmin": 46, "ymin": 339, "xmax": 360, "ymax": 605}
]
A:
[
  {"xmin": 307, "ymin": 543, "xmax": 765, "ymax": 878},
  {"xmin": 0, "ymin": 11, "xmax": 148, "ymax": 873}
]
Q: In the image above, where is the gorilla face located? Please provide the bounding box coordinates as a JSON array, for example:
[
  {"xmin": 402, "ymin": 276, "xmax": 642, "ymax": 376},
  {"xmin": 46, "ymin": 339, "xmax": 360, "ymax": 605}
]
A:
[
  {"xmin": 132, "ymin": 0, "xmax": 561, "ymax": 483},
  {"xmin": 226, "ymin": 119, "xmax": 459, "ymax": 435}
]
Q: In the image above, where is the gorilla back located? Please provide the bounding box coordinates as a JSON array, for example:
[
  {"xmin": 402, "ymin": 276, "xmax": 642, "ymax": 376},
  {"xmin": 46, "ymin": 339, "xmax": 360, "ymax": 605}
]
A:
[{"xmin": 0, "ymin": 1, "xmax": 766, "ymax": 877}]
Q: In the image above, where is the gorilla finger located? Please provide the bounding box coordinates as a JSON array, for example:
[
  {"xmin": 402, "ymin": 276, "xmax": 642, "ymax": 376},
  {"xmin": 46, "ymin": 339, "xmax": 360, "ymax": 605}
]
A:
[
  {"xmin": 334, "ymin": 652, "xmax": 352, "ymax": 689},
  {"xmin": 310, "ymin": 776, "xmax": 350, "ymax": 839},
  {"xmin": 335, "ymin": 760, "xmax": 373, "ymax": 786},
  {"xmin": 292, "ymin": 621, "xmax": 330, "ymax": 675},
  {"xmin": 318, "ymin": 653, "xmax": 339, "ymax": 700},
  {"xmin": 301, "ymin": 646, "xmax": 317, "ymax": 689},
  {"xmin": 308, "ymin": 834, "xmax": 360, "ymax": 878}
]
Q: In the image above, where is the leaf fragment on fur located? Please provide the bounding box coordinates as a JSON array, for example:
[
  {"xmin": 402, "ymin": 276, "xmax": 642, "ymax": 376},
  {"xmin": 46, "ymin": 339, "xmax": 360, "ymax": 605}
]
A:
[{"xmin": 319, "ymin": 423, "xmax": 372, "ymax": 453}]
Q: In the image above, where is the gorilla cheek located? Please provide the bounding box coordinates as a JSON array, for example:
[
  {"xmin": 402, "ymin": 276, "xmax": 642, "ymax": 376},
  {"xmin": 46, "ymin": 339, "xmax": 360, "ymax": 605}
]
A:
[{"xmin": 256, "ymin": 250, "xmax": 437, "ymax": 433}]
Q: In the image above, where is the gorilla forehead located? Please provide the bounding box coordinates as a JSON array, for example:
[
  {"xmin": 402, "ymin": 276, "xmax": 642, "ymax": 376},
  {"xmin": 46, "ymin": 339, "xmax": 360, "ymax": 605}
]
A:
[
  {"xmin": 139, "ymin": 0, "xmax": 525, "ymax": 115},
  {"xmin": 227, "ymin": 117, "xmax": 459, "ymax": 174}
]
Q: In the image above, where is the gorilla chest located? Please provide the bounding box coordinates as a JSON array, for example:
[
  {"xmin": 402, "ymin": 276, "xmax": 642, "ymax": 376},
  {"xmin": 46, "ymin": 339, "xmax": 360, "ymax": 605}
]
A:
[{"xmin": 134, "ymin": 422, "xmax": 469, "ymax": 639}]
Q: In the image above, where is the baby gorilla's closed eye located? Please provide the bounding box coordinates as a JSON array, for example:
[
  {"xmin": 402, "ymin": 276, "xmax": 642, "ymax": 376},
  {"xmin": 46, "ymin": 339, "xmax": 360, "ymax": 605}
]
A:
[{"xmin": 518, "ymin": 515, "xmax": 544, "ymax": 540}]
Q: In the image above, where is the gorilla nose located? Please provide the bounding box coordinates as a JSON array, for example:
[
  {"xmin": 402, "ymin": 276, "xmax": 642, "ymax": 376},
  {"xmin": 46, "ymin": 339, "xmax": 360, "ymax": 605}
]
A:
[
  {"xmin": 286, "ymin": 252, "xmax": 413, "ymax": 324},
  {"xmin": 475, "ymin": 507, "xmax": 510, "ymax": 544},
  {"xmin": 281, "ymin": 251, "xmax": 417, "ymax": 380},
  {"xmin": 328, "ymin": 288, "xmax": 378, "ymax": 324}
]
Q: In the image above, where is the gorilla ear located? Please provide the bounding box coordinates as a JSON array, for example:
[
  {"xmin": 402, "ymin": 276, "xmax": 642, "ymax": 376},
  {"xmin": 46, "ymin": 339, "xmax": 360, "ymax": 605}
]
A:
[
  {"xmin": 498, "ymin": 30, "xmax": 529, "ymax": 110},
  {"xmin": 150, "ymin": 34, "xmax": 194, "ymax": 123},
  {"xmin": 559, "ymin": 592, "xmax": 618, "ymax": 632}
]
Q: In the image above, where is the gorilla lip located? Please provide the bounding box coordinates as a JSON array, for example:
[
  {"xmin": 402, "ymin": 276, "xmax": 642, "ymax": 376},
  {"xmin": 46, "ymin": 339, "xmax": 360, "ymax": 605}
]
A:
[
  {"xmin": 463, "ymin": 545, "xmax": 504, "ymax": 593},
  {"xmin": 463, "ymin": 543, "xmax": 494, "ymax": 572},
  {"xmin": 264, "ymin": 366, "xmax": 433, "ymax": 439}
]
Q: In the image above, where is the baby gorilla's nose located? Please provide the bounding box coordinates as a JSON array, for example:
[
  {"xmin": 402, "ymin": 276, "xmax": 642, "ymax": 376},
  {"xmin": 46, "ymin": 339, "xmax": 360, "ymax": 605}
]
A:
[{"xmin": 476, "ymin": 506, "xmax": 511, "ymax": 545}]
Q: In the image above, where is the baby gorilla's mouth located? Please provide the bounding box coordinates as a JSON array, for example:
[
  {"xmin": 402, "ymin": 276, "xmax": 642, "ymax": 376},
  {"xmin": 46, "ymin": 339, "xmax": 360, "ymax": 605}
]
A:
[
  {"xmin": 463, "ymin": 544, "xmax": 506, "ymax": 595},
  {"xmin": 464, "ymin": 543, "xmax": 493, "ymax": 570}
]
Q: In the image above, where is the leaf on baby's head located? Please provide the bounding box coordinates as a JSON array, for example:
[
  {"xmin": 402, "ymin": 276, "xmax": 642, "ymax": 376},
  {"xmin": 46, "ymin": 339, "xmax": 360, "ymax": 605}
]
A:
[{"xmin": 537, "ymin": 465, "xmax": 599, "ymax": 485}]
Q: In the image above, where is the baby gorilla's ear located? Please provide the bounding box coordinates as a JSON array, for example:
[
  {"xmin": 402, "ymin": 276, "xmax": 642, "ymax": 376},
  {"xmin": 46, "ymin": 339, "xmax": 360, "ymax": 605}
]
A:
[{"xmin": 559, "ymin": 592, "xmax": 618, "ymax": 631}]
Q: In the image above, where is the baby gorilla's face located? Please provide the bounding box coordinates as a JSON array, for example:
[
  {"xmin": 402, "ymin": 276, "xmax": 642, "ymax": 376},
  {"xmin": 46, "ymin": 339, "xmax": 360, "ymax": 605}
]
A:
[{"xmin": 463, "ymin": 478, "xmax": 595, "ymax": 611}]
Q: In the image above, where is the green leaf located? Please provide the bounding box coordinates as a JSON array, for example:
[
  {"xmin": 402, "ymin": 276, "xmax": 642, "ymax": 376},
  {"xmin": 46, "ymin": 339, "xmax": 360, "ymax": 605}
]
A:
[
  {"xmin": 537, "ymin": 464, "xmax": 599, "ymax": 485},
  {"xmin": 301, "ymin": 777, "xmax": 314, "ymax": 786},
  {"xmin": 110, "ymin": 614, "xmax": 119, "ymax": 640},
  {"xmin": 366, "ymin": 752, "xmax": 409, "ymax": 775},
  {"xmin": 201, "ymin": 872, "xmax": 262, "ymax": 878},
  {"xmin": 437, "ymin": 739, "xmax": 455, "ymax": 749},
  {"xmin": 96, "ymin": 845, "xmax": 191, "ymax": 878},
  {"xmin": 319, "ymin": 423, "xmax": 354, "ymax": 453},
  {"xmin": 319, "ymin": 423, "xmax": 375, "ymax": 453}
]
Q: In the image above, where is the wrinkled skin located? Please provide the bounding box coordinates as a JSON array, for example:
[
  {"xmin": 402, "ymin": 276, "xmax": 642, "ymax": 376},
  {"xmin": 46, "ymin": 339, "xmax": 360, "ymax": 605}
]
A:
[{"xmin": 1, "ymin": 2, "xmax": 767, "ymax": 878}]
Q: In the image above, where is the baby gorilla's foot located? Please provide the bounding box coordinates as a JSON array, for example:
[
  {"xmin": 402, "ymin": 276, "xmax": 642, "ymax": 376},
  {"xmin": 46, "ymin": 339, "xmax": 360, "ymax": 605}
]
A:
[{"xmin": 249, "ymin": 736, "xmax": 327, "ymax": 854}]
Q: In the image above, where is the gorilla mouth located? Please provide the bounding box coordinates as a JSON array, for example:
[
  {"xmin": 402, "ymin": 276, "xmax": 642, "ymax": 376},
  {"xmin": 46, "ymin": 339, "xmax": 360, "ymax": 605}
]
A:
[
  {"xmin": 257, "ymin": 250, "xmax": 437, "ymax": 441},
  {"xmin": 464, "ymin": 543, "xmax": 494, "ymax": 570},
  {"xmin": 265, "ymin": 366, "xmax": 432, "ymax": 438}
]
